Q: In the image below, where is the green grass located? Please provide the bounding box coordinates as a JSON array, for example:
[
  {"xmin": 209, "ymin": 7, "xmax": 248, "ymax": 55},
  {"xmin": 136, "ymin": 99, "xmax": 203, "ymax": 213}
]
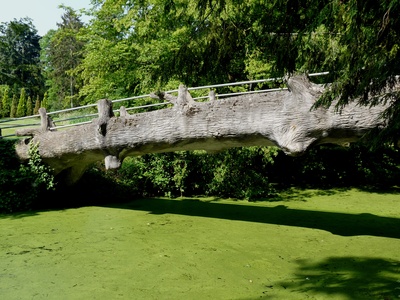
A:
[
  {"xmin": 0, "ymin": 117, "xmax": 41, "ymax": 137},
  {"xmin": 0, "ymin": 109, "xmax": 96, "ymax": 137},
  {"xmin": 0, "ymin": 188, "xmax": 399, "ymax": 299}
]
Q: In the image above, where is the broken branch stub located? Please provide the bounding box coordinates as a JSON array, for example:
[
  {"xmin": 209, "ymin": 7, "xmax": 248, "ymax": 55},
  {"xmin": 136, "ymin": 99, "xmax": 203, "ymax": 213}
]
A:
[
  {"xmin": 95, "ymin": 99, "xmax": 121, "ymax": 170},
  {"xmin": 16, "ymin": 108, "xmax": 55, "ymax": 137}
]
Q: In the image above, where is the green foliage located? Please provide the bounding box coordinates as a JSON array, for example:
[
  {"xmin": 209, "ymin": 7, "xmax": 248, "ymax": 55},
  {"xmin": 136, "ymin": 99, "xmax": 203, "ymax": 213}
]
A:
[
  {"xmin": 0, "ymin": 139, "xmax": 55, "ymax": 213},
  {"xmin": 0, "ymin": 139, "xmax": 34, "ymax": 213},
  {"xmin": 77, "ymin": 0, "xmax": 290, "ymax": 101},
  {"xmin": 201, "ymin": 147, "xmax": 279, "ymax": 200},
  {"xmin": 26, "ymin": 96, "xmax": 33, "ymax": 116},
  {"xmin": 2, "ymin": 1, "xmax": 400, "ymax": 212},
  {"xmin": 269, "ymin": 144, "xmax": 400, "ymax": 188},
  {"xmin": 16, "ymin": 88, "xmax": 26, "ymax": 117},
  {"xmin": 33, "ymin": 95, "xmax": 40, "ymax": 115},
  {"xmin": 1, "ymin": 142, "xmax": 400, "ymax": 214},
  {"xmin": 84, "ymin": 144, "xmax": 400, "ymax": 203},
  {"xmin": 41, "ymin": 92, "xmax": 49, "ymax": 110},
  {"xmin": 0, "ymin": 88, "xmax": 3, "ymax": 116},
  {"xmin": 9, "ymin": 94, "xmax": 17, "ymax": 118},
  {"xmin": 0, "ymin": 18, "xmax": 44, "ymax": 98},
  {"xmin": 311, "ymin": 1, "xmax": 400, "ymax": 106},
  {"xmin": 1, "ymin": 85, "xmax": 10, "ymax": 117},
  {"xmin": 41, "ymin": 7, "xmax": 85, "ymax": 109},
  {"xmin": 34, "ymin": 0, "xmax": 398, "ymax": 149},
  {"xmin": 20, "ymin": 141, "xmax": 55, "ymax": 191},
  {"xmin": 113, "ymin": 147, "xmax": 279, "ymax": 200}
]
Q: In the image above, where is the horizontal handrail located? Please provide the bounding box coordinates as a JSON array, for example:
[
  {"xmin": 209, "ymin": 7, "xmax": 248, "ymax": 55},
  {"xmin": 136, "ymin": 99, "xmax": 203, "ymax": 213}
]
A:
[{"xmin": 0, "ymin": 72, "xmax": 329, "ymax": 136}]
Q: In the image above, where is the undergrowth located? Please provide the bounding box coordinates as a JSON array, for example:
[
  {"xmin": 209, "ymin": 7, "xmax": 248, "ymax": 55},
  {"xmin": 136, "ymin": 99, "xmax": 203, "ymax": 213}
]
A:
[{"xmin": 1, "ymin": 140, "xmax": 400, "ymax": 213}]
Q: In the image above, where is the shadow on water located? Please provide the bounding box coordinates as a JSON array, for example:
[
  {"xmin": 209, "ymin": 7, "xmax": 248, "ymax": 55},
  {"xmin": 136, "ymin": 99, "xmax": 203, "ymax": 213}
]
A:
[
  {"xmin": 0, "ymin": 211, "xmax": 40, "ymax": 219},
  {"xmin": 106, "ymin": 198, "xmax": 400, "ymax": 239},
  {"xmin": 265, "ymin": 186, "xmax": 350, "ymax": 202},
  {"xmin": 267, "ymin": 185, "xmax": 400, "ymax": 202},
  {"xmin": 273, "ymin": 256, "xmax": 400, "ymax": 300}
]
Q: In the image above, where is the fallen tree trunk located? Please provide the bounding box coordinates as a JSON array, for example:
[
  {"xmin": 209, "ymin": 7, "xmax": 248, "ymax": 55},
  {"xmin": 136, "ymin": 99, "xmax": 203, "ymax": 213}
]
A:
[{"xmin": 15, "ymin": 75, "xmax": 389, "ymax": 184}]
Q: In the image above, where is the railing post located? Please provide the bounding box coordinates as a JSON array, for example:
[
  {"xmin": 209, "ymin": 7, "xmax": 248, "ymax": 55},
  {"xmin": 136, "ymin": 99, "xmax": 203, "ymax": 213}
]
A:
[
  {"xmin": 96, "ymin": 99, "xmax": 121, "ymax": 170},
  {"xmin": 39, "ymin": 107, "xmax": 56, "ymax": 132},
  {"xmin": 96, "ymin": 99, "xmax": 113, "ymax": 136},
  {"xmin": 209, "ymin": 90, "xmax": 216, "ymax": 101},
  {"xmin": 119, "ymin": 106, "xmax": 130, "ymax": 117}
]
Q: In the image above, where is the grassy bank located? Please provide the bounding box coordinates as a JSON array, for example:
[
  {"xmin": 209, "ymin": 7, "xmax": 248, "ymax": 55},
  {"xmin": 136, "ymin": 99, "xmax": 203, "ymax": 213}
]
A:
[
  {"xmin": 0, "ymin": 118, "xmax": 41, "ymax": 137},
  {"xmin": 1, "ymin": 188, "xmax": 399, "ymax": 299}
]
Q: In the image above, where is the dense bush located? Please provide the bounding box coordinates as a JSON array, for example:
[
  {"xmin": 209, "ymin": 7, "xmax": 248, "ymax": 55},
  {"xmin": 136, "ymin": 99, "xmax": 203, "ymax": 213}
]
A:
[
  {"xmin": 270, "ymin": 143, "xmax": 400, "ymax": 188},
  {"xmin": 1, "ymin": 139, "xmax": 399, "ymax": 214},
  {"xmin": 114, "ymin": 147, "xmax": 279, "ymax": 200},
  {"xmin": 0, "ymin": 139, "xmax": 55, "ymax": 213},
  {"xmin": 109, "ymin": 143, "xmax": 400, "ymax": 200}
]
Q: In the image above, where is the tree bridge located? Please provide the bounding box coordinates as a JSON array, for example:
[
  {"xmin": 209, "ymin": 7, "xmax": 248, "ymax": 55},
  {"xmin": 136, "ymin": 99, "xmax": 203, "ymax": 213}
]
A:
[{"xmin": 12, "ymin": 74, "xmax": 390, "ymax": 184}]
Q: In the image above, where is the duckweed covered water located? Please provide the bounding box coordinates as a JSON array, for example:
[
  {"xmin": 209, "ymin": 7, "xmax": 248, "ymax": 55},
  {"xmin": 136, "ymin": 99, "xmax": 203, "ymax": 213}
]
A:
[{"xmin": 1, "ymin": 188, "xmax": 400, "ymax": 299}]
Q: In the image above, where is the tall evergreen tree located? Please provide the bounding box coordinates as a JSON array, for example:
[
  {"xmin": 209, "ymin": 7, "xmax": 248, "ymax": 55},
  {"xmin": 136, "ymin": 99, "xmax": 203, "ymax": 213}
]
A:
[
  {"xmin": 26, "ymin": 95, "xmax": 33, "ymax": 116},
  {"xmin": 33, "ymin": 95, "xmax": 40, "ymax": 115},
  {"xmin": 0, "ymin": 88, "xmax": 3, "ymax": 117},
  {"xmin": 1, "ymin": 85, "xmax": 10, "ymax": 118},
  {"xmin": 41, "ymin": 92, "xmax": 49, "ymax": 110},
  {"xmin": 10, "ymin": 94, "xmax": 17, "ymax": 118},
  {"xmin": 0, "ymin": 18, "xmax": 44, "ymax": 98},
  {"xmin": 16, "ymin": 88, "xmax": 26, "ymax": 117},
  {"xmin": 42, "ymin": 6, "xmax": 85, "ymax": 109}
]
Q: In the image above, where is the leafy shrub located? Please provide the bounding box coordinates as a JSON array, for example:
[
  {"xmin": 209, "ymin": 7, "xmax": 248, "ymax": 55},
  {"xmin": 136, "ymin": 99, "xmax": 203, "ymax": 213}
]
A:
[
  {"xmin": 203, "ymin": 147, "xmax": 278, "ymax": 199},
  {"xmin": 118, "ymin": 152, "xmax": 193, "ymax": 198},
  {"xmin": 116, "ymin": 147, "xmax": 279, "ymax": 200},
  {"xmin": 113, "ymin": 143, "xmax": 400, "ymax": 200},
  {"xmin": 3, "ymin": 138, "xmax": 399, "ymax": 214},
  {"xmin": 20, "ymin": 141, "xmax": 55, "ymax": 191},
  {"xmin": 0, "ymin": 139, "xmax": 55, "ymax": 213},
  {"xmin": 269, "ymin": 143, "xmax": 400, "ymax": 188}
]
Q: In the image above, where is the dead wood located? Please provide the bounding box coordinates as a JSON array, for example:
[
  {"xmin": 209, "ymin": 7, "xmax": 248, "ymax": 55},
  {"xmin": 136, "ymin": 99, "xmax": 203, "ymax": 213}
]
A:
[{"xmin": 15, "ymin": 75, "xmax": 390, "ymax": 184}]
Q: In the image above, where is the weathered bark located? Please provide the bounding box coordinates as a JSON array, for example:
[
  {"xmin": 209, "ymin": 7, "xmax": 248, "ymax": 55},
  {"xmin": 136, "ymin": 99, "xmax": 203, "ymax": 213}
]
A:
[
  {"xmin": 15, "ymin": 108, "xmax": 56, "ymax": 136},
  {"xmin": 15, "ymin": 75, "xmax": 389, "ymax": 184}
]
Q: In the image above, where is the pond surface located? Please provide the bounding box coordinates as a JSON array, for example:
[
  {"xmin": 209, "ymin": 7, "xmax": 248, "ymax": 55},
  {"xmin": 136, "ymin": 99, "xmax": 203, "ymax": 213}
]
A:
[{"xmin": 1, "ymin": 189, "xmax": 400, "ymax": 299}]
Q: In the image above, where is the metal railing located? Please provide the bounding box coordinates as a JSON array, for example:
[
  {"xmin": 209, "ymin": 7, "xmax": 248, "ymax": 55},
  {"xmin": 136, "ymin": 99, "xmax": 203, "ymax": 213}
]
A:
[{"xmin": 0, "ymin": 72, "xmax": 329, "ymax": 138}]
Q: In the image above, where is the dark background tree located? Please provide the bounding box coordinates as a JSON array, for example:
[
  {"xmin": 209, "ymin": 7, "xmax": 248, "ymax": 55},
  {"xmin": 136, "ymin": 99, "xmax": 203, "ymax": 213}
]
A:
[
  {"xmin": 190, "ymin": 0, "xmax": 400, "ymax": 143},
  {"xmin": 40, "ymin": 6, "xmax": 85, "ymax": 110},
  {"xmin": 0, "ymin": 18, "xmax": 44, "ymax": 99}
]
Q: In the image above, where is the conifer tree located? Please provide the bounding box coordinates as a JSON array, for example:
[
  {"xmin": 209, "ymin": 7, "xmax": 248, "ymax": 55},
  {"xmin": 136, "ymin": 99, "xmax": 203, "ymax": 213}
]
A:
[
  {"xmin": 33, "ymin": 95, "xmax": 40, "ymax": 115},
  {"xmin": 0, "ymin": 89, "xmax": 3, "ymax": 118},
  {"xmin": 1, "ymin": 86, "xmax": 10, "ymax": 118},
  {"xmin": 16, "ymin": 88, "xmax": 26, "ymax": 117},
  {"xmin": 10, "ymin": 94, "xmax": 17, "ymax": 118},
  {"xmin": 42, "ymin": 6, "xmax": 84, "ymax": 109},
  {"xmin": 41, "ymin": 92, "xmax": 48, "ymax": 110},
  {"xmin": 0, "ymin": 18, "xmax": 44, "ymax": 96},
  {"xmin": 26, "ymin": 95, "xmax": 33, "ymax": 116}
]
